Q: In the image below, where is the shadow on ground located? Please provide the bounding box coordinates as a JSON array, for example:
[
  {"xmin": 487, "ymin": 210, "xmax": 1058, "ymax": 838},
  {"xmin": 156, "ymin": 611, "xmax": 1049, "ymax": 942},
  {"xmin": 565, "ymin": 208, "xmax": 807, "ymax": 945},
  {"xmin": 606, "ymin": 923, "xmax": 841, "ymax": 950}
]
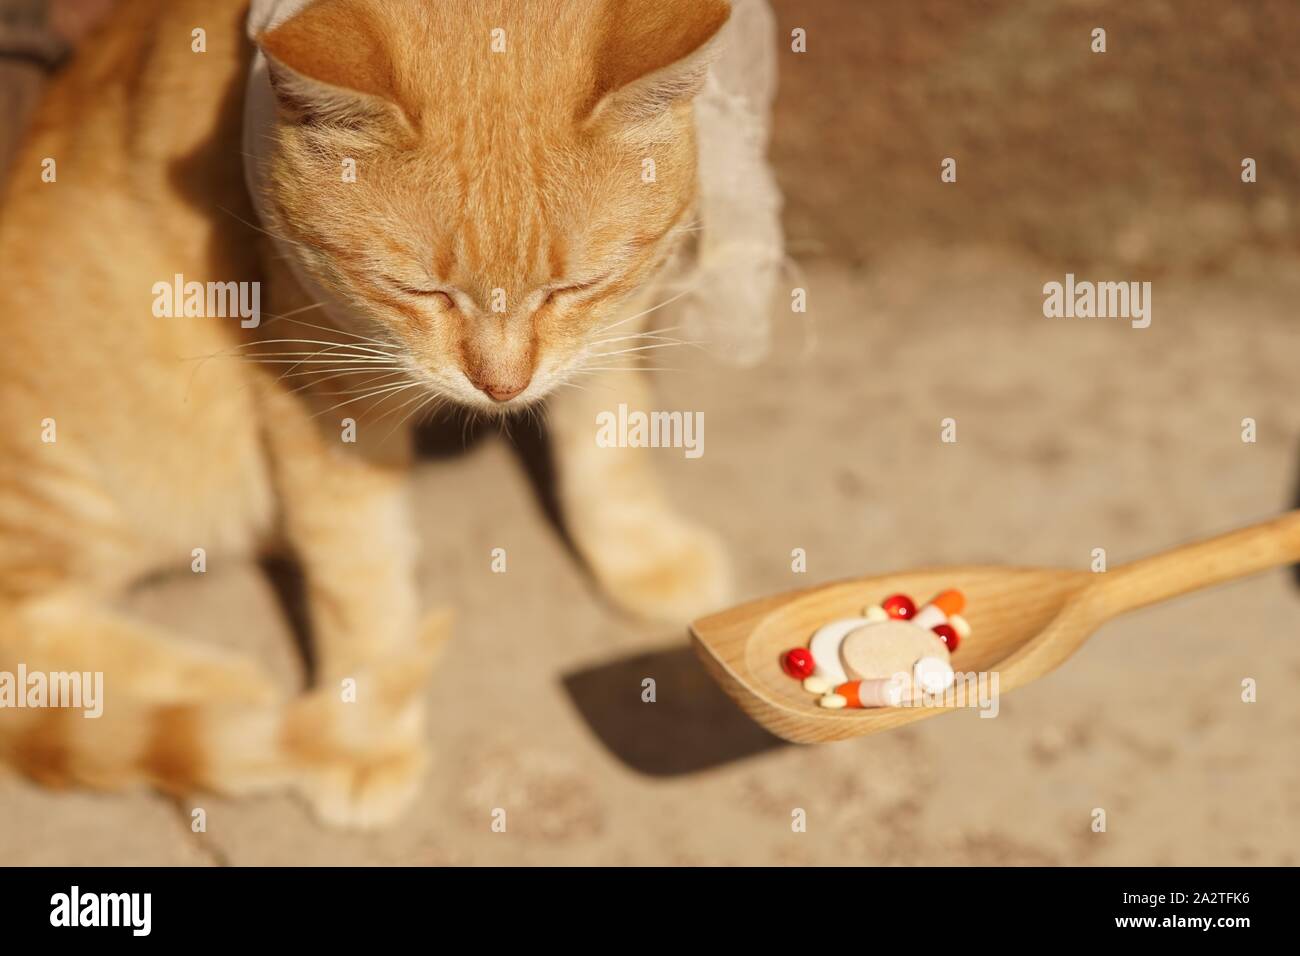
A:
[{"xmin": 561, "ymin": 643, "xmax": 787, "ymax": 776}]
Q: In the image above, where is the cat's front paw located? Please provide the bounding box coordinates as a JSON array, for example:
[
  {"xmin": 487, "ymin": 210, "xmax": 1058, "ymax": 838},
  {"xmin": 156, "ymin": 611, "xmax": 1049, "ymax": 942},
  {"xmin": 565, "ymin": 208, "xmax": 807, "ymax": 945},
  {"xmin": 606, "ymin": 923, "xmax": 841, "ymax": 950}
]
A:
[
  {"xmin": 297, "ymin": 740, "xmax": 428, "ymax": 830},
  {"xmin": 587, "ymin": 518, "xmax": 732, "ymax": 625},
  {"xmin": 287, "ymin": 619, "xmax": 448, "ymax": 830}
]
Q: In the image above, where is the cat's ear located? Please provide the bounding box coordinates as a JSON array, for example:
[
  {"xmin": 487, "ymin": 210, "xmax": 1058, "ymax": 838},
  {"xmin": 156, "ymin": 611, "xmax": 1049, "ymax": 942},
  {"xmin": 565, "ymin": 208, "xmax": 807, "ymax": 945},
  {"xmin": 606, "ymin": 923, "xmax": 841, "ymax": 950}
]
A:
[
  {"xmin": 256, "ymin": 0, "xmax": 403, "ymax": 125},
  {"xmin": 584, "ymin": 0, "xmax": 731, "ymax": 128}
]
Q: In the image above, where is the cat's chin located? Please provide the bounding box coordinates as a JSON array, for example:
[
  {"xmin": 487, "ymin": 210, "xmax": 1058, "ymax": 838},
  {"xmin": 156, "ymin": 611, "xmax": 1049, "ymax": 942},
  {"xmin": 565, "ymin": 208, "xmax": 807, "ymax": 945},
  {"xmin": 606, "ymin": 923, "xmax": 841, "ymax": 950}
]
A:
[{"xmin": 455, "ymin": 394, "xmax": 544, "ymax": 416}]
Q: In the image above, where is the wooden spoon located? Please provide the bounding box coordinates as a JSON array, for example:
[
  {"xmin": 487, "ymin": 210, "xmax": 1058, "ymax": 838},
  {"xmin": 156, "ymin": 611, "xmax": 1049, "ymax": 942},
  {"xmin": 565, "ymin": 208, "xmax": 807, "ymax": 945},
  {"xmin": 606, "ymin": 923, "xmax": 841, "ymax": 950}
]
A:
[{"xmin": 690, "ymin": 511, "xmax": 1300, "ymax": 744}]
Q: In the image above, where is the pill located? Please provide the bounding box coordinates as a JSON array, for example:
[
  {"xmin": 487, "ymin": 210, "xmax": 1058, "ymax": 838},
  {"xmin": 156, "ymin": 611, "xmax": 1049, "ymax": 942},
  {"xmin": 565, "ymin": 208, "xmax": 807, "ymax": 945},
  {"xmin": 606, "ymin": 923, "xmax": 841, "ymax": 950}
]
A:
[
  {"xmin": 913, "ymin": 655, "xmax": 955, "ymax": 694},
  {"xmin": 931, "ymin": 589, "xmax": 966, "ymax": 615},
  {"xmin": 931, "ymin": 623, "xmax": 959, "ymax": 652},
  {"xmin": 819, "ymin": 693, "xmax": 847, "ymax": 709},
  {"xmin": 839, "ymin": 619, "xmax": 950, "ymax": 681},
  {"xmin": 803, "ymin": 675, "xmax": 832, "ymax": 695},
  {"xmin": 881, "ymin": 593, "xmax": 916, "ymax": 620},
  {"xmin": 835, "ymin": 680, "xmax": 863, "ymax": 708},
  {"xmin": 807, "ymin": 617, "xmax": 873, "ymax": 685},
  {"xmin": 911, "ymin": 606, "xmax": 945, "ymax": 630},
  {"xmin": 782, "ymin": 647, "xmax": 815, "ymax": 679},
  {"xmin": 949, "ymin": 614, "xmax": 971, "ymax": 640},
  {"xmin": 911, "ymin": 589, "xmax": 966, "ymax": 630},
  {"xmin": 835, "ymin": 676, "xmax": 907, "ymax": 708},
  {"xmin": 863, "ymin": 604, "xmax": 888, "ymax": 622}
]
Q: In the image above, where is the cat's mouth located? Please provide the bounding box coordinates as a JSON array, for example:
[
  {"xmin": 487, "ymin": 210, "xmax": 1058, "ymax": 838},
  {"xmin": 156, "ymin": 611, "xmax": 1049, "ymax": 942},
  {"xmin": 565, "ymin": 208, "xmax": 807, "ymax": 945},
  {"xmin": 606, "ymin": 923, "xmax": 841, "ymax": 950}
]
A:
[{"xmin": 396, "ymin": 356, "xmax": 563, "ymax": 416}]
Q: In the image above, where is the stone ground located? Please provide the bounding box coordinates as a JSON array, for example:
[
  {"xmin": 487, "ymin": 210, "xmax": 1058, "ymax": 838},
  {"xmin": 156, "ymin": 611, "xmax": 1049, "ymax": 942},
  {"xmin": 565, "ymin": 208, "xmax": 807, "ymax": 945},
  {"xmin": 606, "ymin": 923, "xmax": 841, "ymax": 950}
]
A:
[
  {"xmin": 2, "ymin": 0, "xmax": 1298, "ymax": 864},
  {"xmin": 5, "ymin": 249, "xmax": 1299, "ymax": 865}
]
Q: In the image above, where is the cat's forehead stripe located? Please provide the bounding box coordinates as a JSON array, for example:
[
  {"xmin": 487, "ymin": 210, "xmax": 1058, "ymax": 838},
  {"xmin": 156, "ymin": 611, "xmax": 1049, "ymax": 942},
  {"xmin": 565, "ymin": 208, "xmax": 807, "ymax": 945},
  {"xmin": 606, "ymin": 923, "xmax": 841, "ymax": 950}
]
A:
[{"xmin": 548, "ymin": 232, "xmax": 567, "ymax": 283}]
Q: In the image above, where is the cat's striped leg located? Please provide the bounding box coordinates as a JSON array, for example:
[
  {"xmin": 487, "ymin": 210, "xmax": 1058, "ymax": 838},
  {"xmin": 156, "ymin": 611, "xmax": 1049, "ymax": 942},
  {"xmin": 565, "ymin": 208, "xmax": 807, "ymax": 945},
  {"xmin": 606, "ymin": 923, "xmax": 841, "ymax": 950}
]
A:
[
  {"xmin": 0, "ymin": 591, "xmax": 447, "ymax": 829},
  {"xmin": 547, "ymin": 368, "xmax": 732, "ymax": 624},
  {"xmin": 0, "ymin": 591, "xmax": 282, "ymax": 793},
  {"xmin": 253, "ymin": 370, "xmax": 443, "ymax": 827}
]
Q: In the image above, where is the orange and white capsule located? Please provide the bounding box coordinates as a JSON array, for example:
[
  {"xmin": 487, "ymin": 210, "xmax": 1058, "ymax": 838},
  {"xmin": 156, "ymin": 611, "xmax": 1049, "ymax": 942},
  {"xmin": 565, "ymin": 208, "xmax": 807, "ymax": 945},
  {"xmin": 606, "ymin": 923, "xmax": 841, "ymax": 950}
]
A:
[
  {"xmin": 910, "ymin": 589, "xmax": 965, "ymax": 631},
  {"xmin": 822, "ymin": 675, "xmax": 907, "ymax": 709}
]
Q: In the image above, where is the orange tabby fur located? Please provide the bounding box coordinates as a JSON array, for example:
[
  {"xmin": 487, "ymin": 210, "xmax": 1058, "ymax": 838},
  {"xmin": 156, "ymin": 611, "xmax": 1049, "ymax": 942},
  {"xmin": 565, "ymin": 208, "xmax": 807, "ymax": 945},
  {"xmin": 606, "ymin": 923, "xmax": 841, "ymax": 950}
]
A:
[{"xmin": 0, "ymin": 0, "xmax": 732, "ymax": 827}]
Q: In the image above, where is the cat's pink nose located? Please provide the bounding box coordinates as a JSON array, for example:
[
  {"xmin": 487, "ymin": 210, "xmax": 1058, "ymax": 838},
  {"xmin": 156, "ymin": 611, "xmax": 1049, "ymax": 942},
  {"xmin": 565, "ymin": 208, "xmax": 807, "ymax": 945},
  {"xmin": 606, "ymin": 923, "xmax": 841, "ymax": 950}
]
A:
[{"xmin": 477, "ymin": 378, "xmax": 529, "ymax": 402}]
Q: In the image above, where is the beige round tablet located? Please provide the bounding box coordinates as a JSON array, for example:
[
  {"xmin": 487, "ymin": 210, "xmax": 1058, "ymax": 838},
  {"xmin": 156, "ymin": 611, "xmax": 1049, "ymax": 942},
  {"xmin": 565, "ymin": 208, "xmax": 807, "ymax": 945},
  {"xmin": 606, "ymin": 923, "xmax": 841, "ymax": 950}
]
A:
[{"xmin": 840, "ymin": 620, "xmax": 950, "ymax": 681}]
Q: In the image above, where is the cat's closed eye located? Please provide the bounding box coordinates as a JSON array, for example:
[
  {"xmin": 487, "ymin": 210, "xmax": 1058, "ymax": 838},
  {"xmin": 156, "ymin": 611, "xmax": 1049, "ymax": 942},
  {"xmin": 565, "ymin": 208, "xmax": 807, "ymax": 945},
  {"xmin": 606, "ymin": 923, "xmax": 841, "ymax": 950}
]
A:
[
  {"xmin": 544, "ymin": 272, "xmax": 614, "ymax": 305},
  {"xmin": 381, "ymin": 276, "xmax": 453, "ymax": 307}
]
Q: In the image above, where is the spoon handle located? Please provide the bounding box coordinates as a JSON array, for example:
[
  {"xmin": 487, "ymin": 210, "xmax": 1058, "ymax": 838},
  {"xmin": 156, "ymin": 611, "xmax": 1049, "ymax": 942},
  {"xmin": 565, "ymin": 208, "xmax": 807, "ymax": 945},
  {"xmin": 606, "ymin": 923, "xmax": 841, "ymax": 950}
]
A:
[{"xmin": 1096, "ymin": 510, "xmax": 1300, "ymax": 616}]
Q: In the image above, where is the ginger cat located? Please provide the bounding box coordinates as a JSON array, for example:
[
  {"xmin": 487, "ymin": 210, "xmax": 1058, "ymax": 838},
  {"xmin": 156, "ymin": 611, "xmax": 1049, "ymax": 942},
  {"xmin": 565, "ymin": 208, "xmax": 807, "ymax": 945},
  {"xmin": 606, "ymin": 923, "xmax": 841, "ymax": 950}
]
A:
[{"xmin": 0, "ymin": 0, "xmax": 733, "ymax": 827}]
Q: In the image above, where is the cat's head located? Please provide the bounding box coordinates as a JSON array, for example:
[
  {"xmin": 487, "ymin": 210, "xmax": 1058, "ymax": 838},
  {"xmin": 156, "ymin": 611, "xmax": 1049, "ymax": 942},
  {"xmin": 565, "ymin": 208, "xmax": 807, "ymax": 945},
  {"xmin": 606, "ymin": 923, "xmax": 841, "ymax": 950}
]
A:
[{"xmin": 255, "ymin": 0, "xmax": 730, "ymax": 409}]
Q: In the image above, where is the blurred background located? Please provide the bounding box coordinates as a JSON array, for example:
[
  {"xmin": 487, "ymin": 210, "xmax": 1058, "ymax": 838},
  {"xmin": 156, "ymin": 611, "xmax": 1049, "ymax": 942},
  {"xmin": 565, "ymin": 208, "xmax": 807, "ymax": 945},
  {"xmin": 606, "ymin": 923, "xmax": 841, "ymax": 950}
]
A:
[{"xmin": 1, "ymin": 0, "xmax": 1297, "ymax": 864}]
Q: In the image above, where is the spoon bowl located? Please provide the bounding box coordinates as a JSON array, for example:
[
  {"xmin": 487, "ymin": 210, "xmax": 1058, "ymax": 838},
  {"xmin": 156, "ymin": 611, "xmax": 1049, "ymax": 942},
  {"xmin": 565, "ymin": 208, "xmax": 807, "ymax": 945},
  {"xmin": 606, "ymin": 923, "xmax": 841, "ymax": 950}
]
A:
[{"xmin": 690, "ymin": 512, "xmax": 1300, "ymax": 743}]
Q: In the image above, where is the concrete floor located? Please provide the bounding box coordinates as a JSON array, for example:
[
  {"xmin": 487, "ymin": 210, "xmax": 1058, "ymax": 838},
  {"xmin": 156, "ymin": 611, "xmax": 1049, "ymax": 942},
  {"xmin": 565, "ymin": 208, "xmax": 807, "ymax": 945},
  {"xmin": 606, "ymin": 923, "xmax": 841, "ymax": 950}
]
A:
[{"xmin": 5, "ymin": 250, "xmax": 1298, "ymax": 865}]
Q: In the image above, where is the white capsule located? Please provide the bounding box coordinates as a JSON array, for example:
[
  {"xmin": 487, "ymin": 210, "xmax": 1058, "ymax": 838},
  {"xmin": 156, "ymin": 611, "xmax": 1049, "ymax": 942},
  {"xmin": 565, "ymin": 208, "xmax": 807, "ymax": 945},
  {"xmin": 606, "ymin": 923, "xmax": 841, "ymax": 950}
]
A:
[
  {"xmin": 910, "ymin": 605, "xmax": 946, "ymax": 630},
  {"xmin": 802, "ymin": 675, "xmax": 832, "ymax": 695},
  {"xmin": 913, "ymin": 656, "xmax": 955, "ymax": 694},
  {"xmin": 807, "ymin": 617, "xmax": 872, "ymax": 685},
  {"xmin": 949, "ymin": 614, "xmax": 972, "ymax": 640},
  {"xmin": 856, "ymin": 674, "xmax": 909, "ymax": 708},
  {"xmin": 819, "ymin": 693, "xmax": 847, "ymax": 709},
  {"xmin": 863, "ymin": 604, "xmax": 888, "ymax": 622}
]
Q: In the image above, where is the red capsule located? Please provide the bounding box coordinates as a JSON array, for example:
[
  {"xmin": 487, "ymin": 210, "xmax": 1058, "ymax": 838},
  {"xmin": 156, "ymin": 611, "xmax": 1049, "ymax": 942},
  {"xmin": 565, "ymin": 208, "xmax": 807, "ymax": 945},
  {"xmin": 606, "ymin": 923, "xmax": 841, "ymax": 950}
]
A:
[
  {"xmin": 881, "ymin": 593, "xmax": 916, "ymax": 620},
  {"xmin": 782, "ymin": 647, "xmax": 815, "ymax": 679},
  {"xmin": 932, "ymin": 623, "xmax": 959, "ymax": 652}
]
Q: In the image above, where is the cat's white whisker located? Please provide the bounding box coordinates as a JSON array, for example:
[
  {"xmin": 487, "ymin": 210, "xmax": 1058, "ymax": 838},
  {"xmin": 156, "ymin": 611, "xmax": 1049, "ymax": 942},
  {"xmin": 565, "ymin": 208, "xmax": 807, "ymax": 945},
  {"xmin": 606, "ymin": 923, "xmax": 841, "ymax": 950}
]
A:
[
  {"xmin": 180, "ymin": 302, "xmax": 338, "ymax": 368},
  {"xmin": 316, "ymin": 375, "xmax": 416, "ymax": 397},
  {"xmin": 592, "ymin": 282, "xmax": 699, "ymax": 337},
  {"xmin": 234, "ymin": 337, "xmax": 397, "ymax": 357},
  {"xmin": 274, "ymin": 364, "xmax": 406, "ymax": 391},
  {"xmin": 240, "ymin": 351, "xmax": 395, "ymax": 362},
  {"xmin": 374, "ymin": 387, "xmax": 434, "ymax": 426},
  {"xmin": 277, "ymin": 365, "xmax": 407, "ymax": 378},
  {"xmin": 365, "ymin": 378, "xmax": 432, "ymax": 418},
  {"xmin": 190, "ymin": 341, "xmax": 393, "ymax": 367},
  {"xmin": 285, "ymin": 369, "xmax": 408, "ymax": 398},
  {"xmin": 571, "ymin": 366, "xmax": 681, "ymax": 374},
  {"xmin": 309, "ymin": 380, "xmax": 422, "ymax": 419},
  {"xmin": 242, "ymin": 358, "xmax": 398, "ymax": 365},
  {"xmin": 590, "ymin": 326, "xmax": 684, "ymax": 345},
  {"xmin": 267, "ymin": 315, "xmax": 398, "ymax": 348},
  {"xmin": 259, "ymin": 301, "xmax": 329, "ymax": 322},
  {"xmin": 587, "ymin": 341, "xmax": 704, "ymax": 360},
  {"xmin": 382, "ymin": 389, "xmax": 449, "ymax": 442},
  {"xmin": 240, "ymin": 352, "xmax": 396, "ymax": 364}
]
